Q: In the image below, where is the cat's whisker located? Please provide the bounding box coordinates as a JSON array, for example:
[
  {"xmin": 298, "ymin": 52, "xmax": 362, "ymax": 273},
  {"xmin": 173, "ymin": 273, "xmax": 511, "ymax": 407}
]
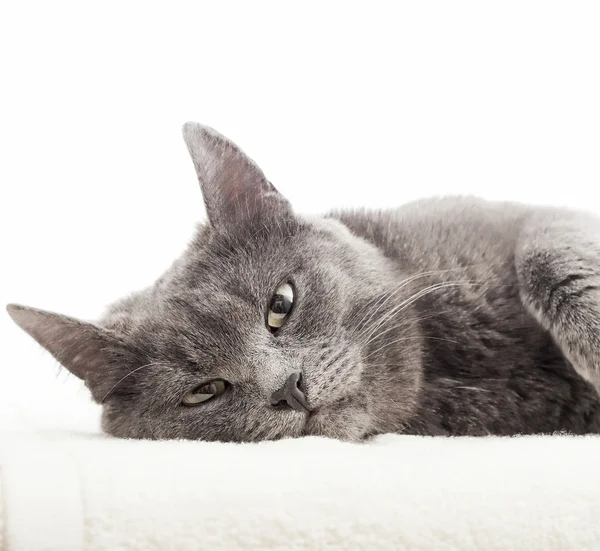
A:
[
  {"xmin": 364, "ymin": 335, "xmax": 460, "ymax": 360},
  {"xmin": 363, "ymin": 308, "xmax": 461, "ymax": 347},
  {"xmin": 389, "ymin": 280, "xmax": 520, "ymax": 327},
  {"xmin": 360, "ymin": 281, "xmax": 472, "ymax": 345},
  {"xmin": 359, "ymin": 306, "xmax": 458, "ymax": 350},
  {"xmin": 358, "ymin": 280, "xmax": 463, "ymax": 342},
  {"xmin": 353, "ymin": 266, "xmax": 498, "ymax": 338},
  {"xmin": 353, "ymin": 269, "xmax": 463, "ymax": 335},
  {"xmin": 361, "ymin": 278, "xmax": 523, "ymax": 351},
  {"xmin": 360, "ymin": 279, "xmax": 518, "ymax": 346},
  {"xmin": 100, "ymin": 362, "xmax": 159, "ymax": 403}
]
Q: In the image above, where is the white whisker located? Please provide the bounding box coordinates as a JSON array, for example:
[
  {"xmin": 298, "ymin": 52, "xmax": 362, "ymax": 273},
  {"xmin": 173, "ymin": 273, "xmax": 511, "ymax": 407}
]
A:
[
  {"xmin": 100, "ymin": 362, "xmax": 159, "ymax": 403},
  {"xmin": 354, "ymin": 270, "xmax": 456, "ymax": 333},
  {"xmin": 361, "ymin": 281, "xmax": 471, "ymax": 346},
  {"xmin": 354, "ymin": 268, "xmax": 481, "ymax": 337},
  {"xmin": 364, "ymin": 335, "xmax": 460, "ymax": 360}
]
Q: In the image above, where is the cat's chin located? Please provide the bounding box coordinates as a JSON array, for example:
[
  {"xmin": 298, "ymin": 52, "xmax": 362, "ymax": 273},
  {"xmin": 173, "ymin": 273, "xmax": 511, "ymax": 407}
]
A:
[{"xmin": 300, "ymin": 403, "xmax": 372, "ymax": 442}]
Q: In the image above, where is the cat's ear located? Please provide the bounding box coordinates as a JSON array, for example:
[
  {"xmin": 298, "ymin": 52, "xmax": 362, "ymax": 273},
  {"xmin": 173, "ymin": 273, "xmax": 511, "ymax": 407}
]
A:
[
  {"xmin": 182, "ymin": 122, "xmax": 292, "ymax": 228},
  {"xmin": 6, "ymin": 304, "xmax": 131, "ymax": 402}
]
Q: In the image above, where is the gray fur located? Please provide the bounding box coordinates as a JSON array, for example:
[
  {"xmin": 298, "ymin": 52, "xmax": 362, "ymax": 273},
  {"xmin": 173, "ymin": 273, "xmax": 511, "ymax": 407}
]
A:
[{"xmin": 7, "ymin": 123, "xmax": 600, "ymax": 441}]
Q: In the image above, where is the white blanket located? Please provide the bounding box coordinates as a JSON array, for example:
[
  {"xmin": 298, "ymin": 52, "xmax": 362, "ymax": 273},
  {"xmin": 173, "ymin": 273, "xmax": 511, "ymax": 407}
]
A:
[{"xmin": 1, "ymin": 428, "xmax": 599, "ymax": 551}]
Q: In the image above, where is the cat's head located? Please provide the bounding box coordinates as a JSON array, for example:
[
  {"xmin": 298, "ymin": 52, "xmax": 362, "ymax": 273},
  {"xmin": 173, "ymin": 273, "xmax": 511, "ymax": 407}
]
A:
[{"xmin": 7, "ymin": 123, "xmax": 422, "ymax": 442}]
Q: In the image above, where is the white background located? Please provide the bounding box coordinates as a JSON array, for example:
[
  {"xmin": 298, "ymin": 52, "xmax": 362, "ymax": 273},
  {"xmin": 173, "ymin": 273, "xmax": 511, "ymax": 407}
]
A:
[{"xmin": 1, "ymin": 1, "xmax": 599, "ymax": 430}]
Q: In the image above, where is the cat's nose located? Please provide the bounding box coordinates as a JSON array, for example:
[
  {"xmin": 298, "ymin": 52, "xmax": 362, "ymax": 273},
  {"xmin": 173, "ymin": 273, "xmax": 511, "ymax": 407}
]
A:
[{"xmin": 270, "ymin": 372, "xmax": 312, "ymax": 413}]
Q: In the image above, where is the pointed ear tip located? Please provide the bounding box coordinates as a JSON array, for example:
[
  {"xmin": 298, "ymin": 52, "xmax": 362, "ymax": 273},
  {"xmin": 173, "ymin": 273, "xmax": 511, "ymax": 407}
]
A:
[
  {"xmin": 182, "ymin": 121, "xmax": 206, "ymax": 137},
  {"xmin": 6, "ymin": 303, "xmax": 32, "ymax": 328},
  {"xmin": 181, "ymin": 122, "xmax": 225, "ymax": 143},
  {"xmin": 181, "ymin": 121, "xmax": 197, "ymax": 134},
  {"xmin": 6, "ymin": 303, "xmax": 23, "ymax": 317},
  {"xmin": 7, "ymin": 303, "xmax": 50, "ymax": 325}
]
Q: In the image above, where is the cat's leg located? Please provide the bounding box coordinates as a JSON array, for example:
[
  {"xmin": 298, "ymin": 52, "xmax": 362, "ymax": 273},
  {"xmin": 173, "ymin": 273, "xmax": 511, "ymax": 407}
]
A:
[{"xmin": 516, "ymin": 209, "xmax": 600, "ymax": 392}]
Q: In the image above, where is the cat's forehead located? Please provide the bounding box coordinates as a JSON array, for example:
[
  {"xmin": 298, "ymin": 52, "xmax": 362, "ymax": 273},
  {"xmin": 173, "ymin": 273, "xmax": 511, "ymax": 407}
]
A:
[
  {"xmin": 105, "ymin": 223, "xmax": 299, "ymax": 322},
  {"xmin": 175, "ymin": 220, "xmax": 314, "ymax": 291},
  {"xmin": 102, "ymin": 216, "xmax": 352, "ymax": 352}
]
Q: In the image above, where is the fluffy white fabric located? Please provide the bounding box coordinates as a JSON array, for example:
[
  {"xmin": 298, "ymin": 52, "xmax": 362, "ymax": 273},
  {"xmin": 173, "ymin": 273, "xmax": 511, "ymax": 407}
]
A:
[{"xmin": 1, "ymin": 427, "xmax": 599, "ymax": 551}]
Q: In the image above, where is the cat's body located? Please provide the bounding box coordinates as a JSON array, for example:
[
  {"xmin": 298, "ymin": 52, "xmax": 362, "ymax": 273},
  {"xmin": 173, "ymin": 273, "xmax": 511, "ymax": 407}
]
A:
[
  {"xmin": 334, "ymin": 200, "xmax": 600, "ymax": 436},
  {"xmin": 8, "ymin": 123, "xmax": 600, "ymax": 441}
]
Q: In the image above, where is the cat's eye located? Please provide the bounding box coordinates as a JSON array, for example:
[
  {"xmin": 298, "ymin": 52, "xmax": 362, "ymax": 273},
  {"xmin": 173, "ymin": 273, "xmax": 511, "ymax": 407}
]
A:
[
  {"xmin": 267, "ymin": 282, "xmax": 295, "ymax": 331},
  {"xmin": 182, "ymin": 380, "xmax": 229, "ymax": 406}
]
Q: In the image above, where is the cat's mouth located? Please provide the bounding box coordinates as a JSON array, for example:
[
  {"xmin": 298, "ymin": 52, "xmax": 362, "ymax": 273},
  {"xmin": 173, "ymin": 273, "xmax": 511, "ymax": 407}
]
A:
[
  {"xmin": 298, "ymin": 406, "xmax": 323, "ymax": 435},
  {"xmin": 307, "ymin": 407, "xmax": 321, "ymax": 419},
  {"xmin": 300, "ymin": 396, "xmax": 352, "ymax": 436}
]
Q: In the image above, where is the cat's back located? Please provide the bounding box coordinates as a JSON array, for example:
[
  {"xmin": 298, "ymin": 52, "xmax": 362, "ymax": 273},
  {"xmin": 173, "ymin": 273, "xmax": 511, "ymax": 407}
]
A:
[{"xmin": 330, "ymin": 196, "xmax": 529, "ymax": 274}]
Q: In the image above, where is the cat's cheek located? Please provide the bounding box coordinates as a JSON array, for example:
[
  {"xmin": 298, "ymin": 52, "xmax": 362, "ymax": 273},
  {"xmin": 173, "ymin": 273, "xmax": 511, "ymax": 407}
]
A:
[{"xmin": 100, "ymin": 405, "xmax": 160, "ymax": 440}]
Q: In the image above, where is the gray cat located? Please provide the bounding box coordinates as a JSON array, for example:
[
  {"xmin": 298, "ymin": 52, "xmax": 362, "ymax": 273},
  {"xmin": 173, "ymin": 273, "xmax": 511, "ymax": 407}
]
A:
[{"xmin": 7, "ymin": 123, "xmax": 600, "ymax": 441}]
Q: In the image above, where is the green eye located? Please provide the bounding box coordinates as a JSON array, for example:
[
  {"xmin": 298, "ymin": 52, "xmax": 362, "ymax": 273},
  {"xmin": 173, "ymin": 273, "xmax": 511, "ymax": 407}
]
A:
[
  {"xmin": 267, "ymin": 282, "xmax": 295, "ymax": 331},
  {"xmin": 182, "ymin": 380, "xmax": 228, "ymax": 406}
]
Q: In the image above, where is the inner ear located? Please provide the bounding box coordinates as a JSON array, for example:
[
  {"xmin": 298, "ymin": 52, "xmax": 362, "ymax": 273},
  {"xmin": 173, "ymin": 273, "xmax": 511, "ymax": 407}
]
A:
[
  {"xmin": 182, "ymin": 122, "xmax": 293, "ymax": 228},
  {"xmin": 6, "ymin": 304, "xmax": 134, "ymax": 402}
]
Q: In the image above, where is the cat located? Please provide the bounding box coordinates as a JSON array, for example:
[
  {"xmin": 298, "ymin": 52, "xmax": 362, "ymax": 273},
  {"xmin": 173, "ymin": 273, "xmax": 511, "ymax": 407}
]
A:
[{"xmin": 7, "ymin": 122, "xmax": 600, "ymax": 442}]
